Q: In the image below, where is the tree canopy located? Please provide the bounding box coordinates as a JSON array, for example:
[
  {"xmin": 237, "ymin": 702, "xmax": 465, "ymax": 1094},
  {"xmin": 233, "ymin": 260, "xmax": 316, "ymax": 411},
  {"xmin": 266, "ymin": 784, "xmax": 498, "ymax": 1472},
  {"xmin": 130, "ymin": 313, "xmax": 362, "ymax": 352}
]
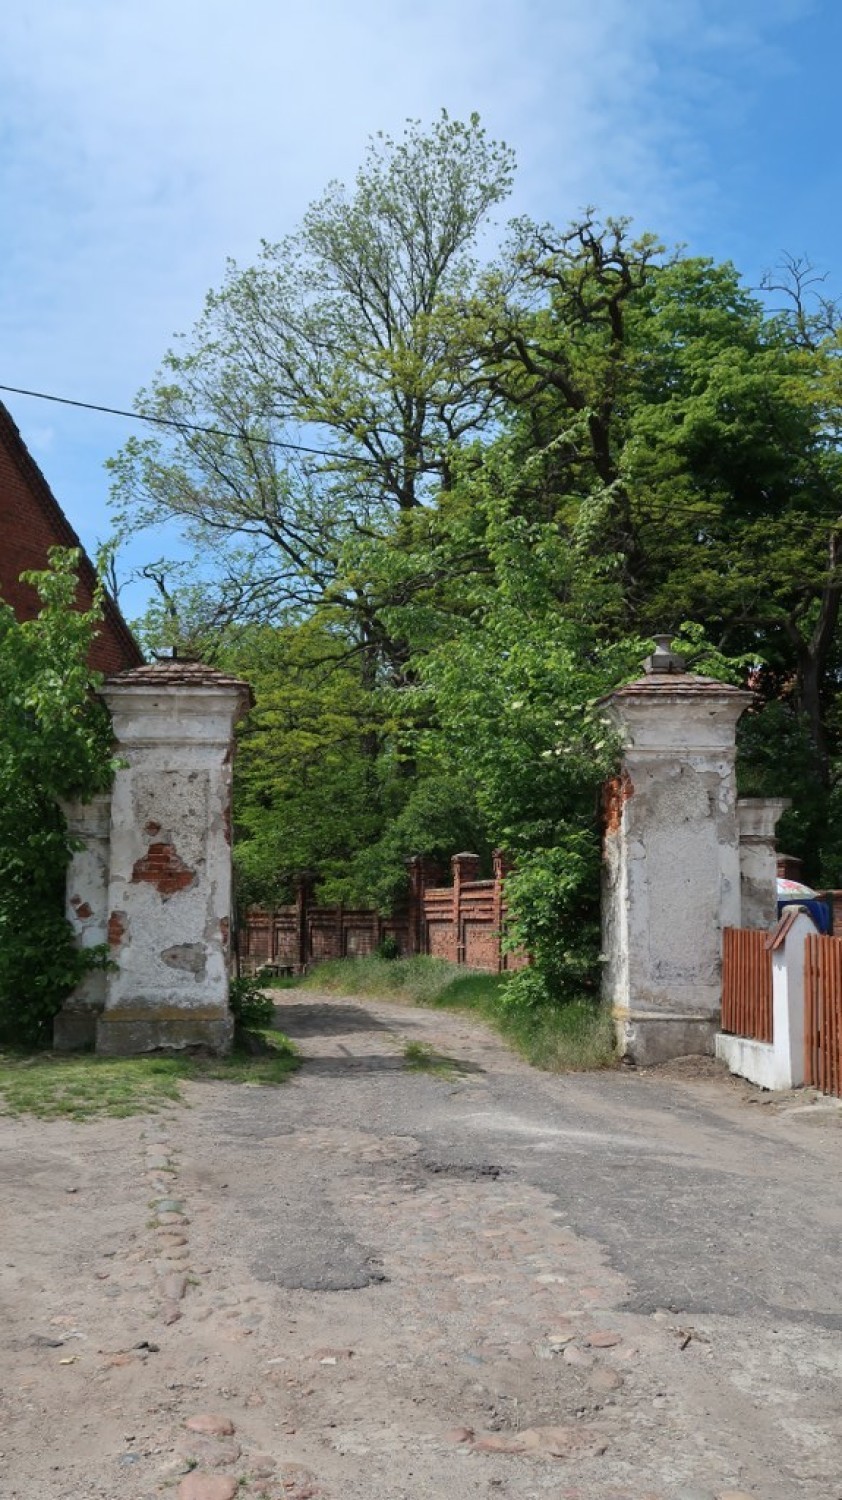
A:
[{"xmin": 112, "ymin": 115, "xmax": 842, "ymax": 1007}]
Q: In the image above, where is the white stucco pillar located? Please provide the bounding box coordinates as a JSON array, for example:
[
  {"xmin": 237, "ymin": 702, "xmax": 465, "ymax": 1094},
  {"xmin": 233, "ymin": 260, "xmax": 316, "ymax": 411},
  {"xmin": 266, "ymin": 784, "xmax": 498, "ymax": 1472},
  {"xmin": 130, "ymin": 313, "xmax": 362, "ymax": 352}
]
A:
[
  {"xmin": 737, "ymin": 797, "xmax": 790, "ymax": 930},
  {"xmin": 53, "ymin": 792, "xmax": 112, "ymax": 1051},
  {"xmin": 96, "ymin": 661, "xmax": 251, "ymax": 1056},
  {"xmin": 602, "ymin": 637, "xmax": 752, "ymax": 1064}
]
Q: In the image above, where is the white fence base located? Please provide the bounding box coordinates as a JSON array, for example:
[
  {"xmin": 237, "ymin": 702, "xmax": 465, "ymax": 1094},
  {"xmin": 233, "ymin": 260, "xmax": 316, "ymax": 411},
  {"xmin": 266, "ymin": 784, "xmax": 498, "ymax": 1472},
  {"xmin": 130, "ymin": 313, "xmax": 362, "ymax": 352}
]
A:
[
  {"xmin": 715, "ymin": 1033, "xmax": 789, "ymax": 1090},
  {"xmin": 716, "ymin": 907, "xmax": 815, "ymax": 1090}
]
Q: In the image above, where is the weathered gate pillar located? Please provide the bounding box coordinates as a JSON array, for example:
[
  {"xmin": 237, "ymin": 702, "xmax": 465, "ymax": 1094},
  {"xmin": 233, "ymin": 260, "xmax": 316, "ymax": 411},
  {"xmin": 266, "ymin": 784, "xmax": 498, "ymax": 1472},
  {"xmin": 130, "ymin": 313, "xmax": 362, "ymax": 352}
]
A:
[
  {"xmin": 602, "ymin": 637, "xmax": 751, "ymax": 1064},
  {"xmin": 96, "ymin": 660, "xmax": 251, "ymax": 1055},
  {"xmin": 737, "ymin": 797, "xmax": 790, "ymax": 929},
  {"xmin": 53, "ymin": 792, "xmax": 112, "ymax": 1050}
]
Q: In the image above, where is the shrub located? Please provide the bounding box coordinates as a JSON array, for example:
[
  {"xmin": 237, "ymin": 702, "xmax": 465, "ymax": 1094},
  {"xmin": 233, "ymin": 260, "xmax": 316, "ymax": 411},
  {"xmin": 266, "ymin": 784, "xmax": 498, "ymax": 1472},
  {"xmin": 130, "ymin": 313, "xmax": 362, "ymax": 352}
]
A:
[
  {"xmin": 228, "ymin": 973, "xmax": 276, "ymax": 1030},
  {"xmin": 0, "ymin": 550, "xmax": 115, "ymax": 1046}
]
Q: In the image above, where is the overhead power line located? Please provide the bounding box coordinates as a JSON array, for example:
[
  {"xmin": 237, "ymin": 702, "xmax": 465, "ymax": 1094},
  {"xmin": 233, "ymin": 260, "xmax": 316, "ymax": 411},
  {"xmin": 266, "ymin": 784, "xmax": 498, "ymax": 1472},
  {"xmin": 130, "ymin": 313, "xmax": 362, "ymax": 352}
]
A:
[{"xmin": 0, "ymin": 382, "xmax": 382, "ymax": 466}]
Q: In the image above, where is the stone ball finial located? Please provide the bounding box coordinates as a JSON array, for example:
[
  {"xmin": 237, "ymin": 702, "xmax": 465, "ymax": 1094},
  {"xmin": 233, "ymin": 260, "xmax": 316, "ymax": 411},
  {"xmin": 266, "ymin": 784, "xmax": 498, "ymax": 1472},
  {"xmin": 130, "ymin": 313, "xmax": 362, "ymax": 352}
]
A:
[{"xmin": 643, "ymin": 633, "xmax": 686, "ymax": 675}]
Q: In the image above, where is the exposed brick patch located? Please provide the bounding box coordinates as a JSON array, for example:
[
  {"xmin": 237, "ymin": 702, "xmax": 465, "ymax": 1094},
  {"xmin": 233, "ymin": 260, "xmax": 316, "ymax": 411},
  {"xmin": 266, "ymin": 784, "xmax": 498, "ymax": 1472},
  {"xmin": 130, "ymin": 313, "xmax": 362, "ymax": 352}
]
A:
[
  {"xmin": 108, "ymin": 910, "xmax": 127, "ymax": 947},
  {"xmin": 145, "ymin": 820, "xmax": 162, "ymax": 836},
  {"xmin": 131, "ymin": 842, "xmax": 196, "ymax": 896},
  {"xmin": 602, "ymin": 771, "xmax": 634, "ymax": 836},
  {"xmin": 70, "ymin": 898, "xmax": 93, "ymax": 920}
]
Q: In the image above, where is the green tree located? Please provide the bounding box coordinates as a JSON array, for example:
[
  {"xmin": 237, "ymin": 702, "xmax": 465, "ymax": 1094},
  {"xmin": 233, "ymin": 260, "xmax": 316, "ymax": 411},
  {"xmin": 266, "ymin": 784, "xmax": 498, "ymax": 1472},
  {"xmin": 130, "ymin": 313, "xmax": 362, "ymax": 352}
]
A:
[
  {"xmin": 477, "ymin": 219, "xmax": 842, "ymax": 786},
  {"xmin": 110, "ymin": 112, "xmax": 515, "ymax": 660},
  {"xmin": 0, "ymin": 550, "xmax": 114, "ymax": 1044},
  {"xmin": 112, "ymin": 133, "xmax": 842, "ymax": 988}
]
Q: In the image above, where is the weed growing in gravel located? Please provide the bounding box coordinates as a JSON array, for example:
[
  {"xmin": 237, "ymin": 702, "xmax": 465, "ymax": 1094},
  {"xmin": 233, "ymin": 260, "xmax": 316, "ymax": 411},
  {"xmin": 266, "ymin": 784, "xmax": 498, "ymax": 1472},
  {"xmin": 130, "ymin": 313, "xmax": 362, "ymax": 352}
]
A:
[
  {"xmin": 0, "ymin": 1033, "xmax": 299, "ymax": 1119},
  {"xmin": 402, "ymin": 1040, "xmax": 470, "ymax": 1079}
]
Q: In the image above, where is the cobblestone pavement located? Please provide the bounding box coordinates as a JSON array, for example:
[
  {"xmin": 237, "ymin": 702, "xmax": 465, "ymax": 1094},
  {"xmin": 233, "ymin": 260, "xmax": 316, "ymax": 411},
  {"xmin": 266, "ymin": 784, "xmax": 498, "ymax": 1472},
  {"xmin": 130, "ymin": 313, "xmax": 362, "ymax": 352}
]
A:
[{"xmin": 2, "ymin": 989, "xmax": 842, "ymax": 1500}]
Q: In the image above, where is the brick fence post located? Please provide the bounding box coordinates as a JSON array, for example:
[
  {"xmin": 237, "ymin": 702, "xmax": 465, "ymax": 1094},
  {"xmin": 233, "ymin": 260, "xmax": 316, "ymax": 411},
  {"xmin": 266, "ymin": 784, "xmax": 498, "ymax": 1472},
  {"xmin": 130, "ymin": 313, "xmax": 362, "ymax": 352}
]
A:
[
  {"xmin": 452, "ymin": 852, "xmax": 481, "ymax": 966},
  {"xmin": 407, "ymin": 856, "xmax": 440, "ymax": 955},
  {"xmin": 492, "ymin": 849, "xmax": 513, "ymax": 973},
  {"xmin": 295, "ymin": 876, "xmax": 312, "ymax": 972}
]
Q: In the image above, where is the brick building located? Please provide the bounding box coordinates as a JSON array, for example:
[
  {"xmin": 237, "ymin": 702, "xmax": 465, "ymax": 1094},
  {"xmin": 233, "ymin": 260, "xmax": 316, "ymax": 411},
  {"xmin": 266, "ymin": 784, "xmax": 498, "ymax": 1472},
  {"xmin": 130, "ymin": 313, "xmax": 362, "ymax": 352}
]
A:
[{"xmin": 0, "ymin": 399, "xmax": 142, "ymax": 672}]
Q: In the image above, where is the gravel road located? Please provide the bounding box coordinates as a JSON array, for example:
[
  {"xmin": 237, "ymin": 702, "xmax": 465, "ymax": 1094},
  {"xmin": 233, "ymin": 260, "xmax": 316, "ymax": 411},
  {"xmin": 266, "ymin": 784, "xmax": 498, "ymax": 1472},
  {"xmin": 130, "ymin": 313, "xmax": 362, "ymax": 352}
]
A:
[{"xmin": 2, "ymin": 987, "xmax": 841, "ymax": 1500}]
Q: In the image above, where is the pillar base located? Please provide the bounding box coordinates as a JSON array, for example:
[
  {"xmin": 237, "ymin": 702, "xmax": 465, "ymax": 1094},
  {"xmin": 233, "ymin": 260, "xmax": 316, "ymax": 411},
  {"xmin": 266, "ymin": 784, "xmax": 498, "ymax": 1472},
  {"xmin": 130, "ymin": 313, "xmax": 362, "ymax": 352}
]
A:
[
  {"xmin": 614, "ymin": 1008, "xmax": 719, "ymax": 1067},
  {"xmin": 53, "ymin": 1008, "xmax": 100, "ymax": 1052},
  {"xmin": 96, "ymin": 1007, "xmax": 234, "ymax": 1056}
]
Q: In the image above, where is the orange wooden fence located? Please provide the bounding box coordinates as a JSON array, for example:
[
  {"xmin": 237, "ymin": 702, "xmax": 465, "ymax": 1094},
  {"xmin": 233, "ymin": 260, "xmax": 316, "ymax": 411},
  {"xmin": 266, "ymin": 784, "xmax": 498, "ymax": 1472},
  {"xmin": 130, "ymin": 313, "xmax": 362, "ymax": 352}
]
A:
[
  {"xmin": 721, "ymin": 927, "xmax": 773, "ymax": 1042},
  {"xmin": 804, "ymin": 934, "xmax": 842, "ymax": 1097}
]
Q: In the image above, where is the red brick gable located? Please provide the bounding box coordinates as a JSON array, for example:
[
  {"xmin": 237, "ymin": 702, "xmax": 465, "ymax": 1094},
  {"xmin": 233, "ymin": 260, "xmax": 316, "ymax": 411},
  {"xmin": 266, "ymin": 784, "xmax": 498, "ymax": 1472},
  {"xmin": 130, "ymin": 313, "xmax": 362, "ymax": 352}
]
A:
[{"xmin": 0, "ymin": 401, "xmax": 142, "ymax": 674}]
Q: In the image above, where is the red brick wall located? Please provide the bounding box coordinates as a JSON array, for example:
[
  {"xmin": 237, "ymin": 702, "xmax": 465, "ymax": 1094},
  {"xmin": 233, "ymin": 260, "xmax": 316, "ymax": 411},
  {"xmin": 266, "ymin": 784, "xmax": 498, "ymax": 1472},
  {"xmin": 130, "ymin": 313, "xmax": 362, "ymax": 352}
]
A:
[{"xmin": 0, "ymin": 402, "xmax": 142, "ymax": 674}]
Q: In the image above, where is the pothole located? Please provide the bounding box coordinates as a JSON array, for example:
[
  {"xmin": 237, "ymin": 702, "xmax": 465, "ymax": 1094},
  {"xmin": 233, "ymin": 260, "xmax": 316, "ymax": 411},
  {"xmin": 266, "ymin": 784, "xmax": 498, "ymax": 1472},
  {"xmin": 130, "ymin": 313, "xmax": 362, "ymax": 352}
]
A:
[{"xmin": 420, "ymin": 1161, "xmax": 506, "ymax": 1180}]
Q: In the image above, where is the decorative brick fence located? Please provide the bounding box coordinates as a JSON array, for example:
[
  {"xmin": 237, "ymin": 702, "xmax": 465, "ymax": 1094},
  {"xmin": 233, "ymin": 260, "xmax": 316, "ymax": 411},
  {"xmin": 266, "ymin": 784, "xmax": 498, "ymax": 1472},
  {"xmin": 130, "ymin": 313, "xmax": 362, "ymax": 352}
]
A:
[
  {"xmin": 239, "ymin": 850, "xmax": 526, "ymax": 975},
  {"xmin": 422, "ymin": 851, "xmax": 527, "ymax": 973}
]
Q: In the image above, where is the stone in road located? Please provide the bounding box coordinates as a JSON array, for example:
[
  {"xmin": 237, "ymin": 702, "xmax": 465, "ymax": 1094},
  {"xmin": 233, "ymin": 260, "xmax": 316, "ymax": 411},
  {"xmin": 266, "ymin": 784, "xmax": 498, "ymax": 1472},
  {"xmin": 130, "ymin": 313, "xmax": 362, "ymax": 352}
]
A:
[{"xmin": 2, "ymin": 986, "xmax": 841, "ymax": 1500}]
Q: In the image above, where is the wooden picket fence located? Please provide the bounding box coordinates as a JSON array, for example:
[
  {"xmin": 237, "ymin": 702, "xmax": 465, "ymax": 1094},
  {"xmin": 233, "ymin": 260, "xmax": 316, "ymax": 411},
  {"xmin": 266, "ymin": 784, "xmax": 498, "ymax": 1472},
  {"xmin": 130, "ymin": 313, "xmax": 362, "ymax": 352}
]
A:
[
  {"xmin": 804, "ymin": 934, "xmax": 842, "ymax": 1097},
  {"xmin": 721, "ymin": 927, "xmax": 773, "ymax": 1043}
]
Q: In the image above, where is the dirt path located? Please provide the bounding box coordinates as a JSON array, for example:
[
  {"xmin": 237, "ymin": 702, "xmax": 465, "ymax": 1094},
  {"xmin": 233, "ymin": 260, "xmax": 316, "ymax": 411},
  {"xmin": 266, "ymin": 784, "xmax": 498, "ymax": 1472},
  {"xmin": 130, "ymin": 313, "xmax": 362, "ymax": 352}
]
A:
[{"xmin": 2, "ymin": 990, "xmax": 842, "ymax": 1500}]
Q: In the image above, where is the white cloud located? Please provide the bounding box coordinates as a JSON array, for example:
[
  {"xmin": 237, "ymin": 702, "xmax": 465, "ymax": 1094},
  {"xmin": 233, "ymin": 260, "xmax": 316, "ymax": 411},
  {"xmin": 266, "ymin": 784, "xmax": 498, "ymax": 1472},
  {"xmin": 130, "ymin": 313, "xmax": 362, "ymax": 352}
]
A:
[{"xmin": 0, "ymin": 0, "xmax": 813, "ymax": 595}]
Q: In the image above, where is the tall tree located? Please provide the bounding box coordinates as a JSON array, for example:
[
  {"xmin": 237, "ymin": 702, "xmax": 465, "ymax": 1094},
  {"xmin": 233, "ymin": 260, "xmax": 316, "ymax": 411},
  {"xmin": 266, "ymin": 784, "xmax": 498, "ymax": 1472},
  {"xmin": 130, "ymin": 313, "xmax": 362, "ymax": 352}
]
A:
[
  {"xmin": 110, "ymin": 113, "xmax": 514, "ymax": 657},
  {"xmin": 476, "ymin": 218, "xmax": 842, "ymax": 778}
]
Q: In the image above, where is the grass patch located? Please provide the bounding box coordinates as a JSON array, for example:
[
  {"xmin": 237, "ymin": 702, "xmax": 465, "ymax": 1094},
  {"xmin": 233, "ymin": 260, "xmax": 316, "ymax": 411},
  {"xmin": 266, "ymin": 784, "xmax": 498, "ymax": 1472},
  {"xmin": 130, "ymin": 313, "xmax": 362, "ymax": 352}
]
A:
[
  {"xmin": 402, "ymin": 1039, "xmax": 471, "ymax": 1079},
  {"xmin": 258, "ymin": 973, "xmax": 304, "ymax": 990},
  {"xmin": 299, "ymin": 954, "xmax": 463, "ymax": 1005},
  {"xmin": 190, "ymin": 1030, "xmax": 299, "ymax": 1087},
  {"xmin": 0, "ymin": 1031, "xmax": 299, "ymax": 1120},
  {"xmin": 298, "ymin": 957, "xmax": 616, "ymax": 1072}
]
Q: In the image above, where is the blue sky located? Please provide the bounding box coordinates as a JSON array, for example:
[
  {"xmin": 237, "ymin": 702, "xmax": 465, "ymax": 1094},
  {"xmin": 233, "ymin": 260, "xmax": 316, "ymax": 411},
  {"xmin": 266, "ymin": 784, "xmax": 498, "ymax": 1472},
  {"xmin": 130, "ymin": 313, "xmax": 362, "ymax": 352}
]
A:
[{"xmin": 1, "ymin": 0, "xmax": 838, "ymax": 622}]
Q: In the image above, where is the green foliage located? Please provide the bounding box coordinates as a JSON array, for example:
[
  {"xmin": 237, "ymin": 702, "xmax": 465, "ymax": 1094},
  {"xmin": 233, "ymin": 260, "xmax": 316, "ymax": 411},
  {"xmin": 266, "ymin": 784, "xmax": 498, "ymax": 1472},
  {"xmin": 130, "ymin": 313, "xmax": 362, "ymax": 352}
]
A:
[
  {"xmin": 414, "ymin": 483, "xmax": 644, "ymax": 1005},
  {"xmin": 376, "ymin": 935, "xmax": 401, "ymax": 961},
  {"xmin": 0, "ymin": 551, "xmax": 115, "ymax": 1045},
  {"xmin": 111, "ymin": 122, "xmax": 842, "ymax": 1030},
  {"xmin": 307, "ymin": 954, "xmax": 461, "ymax": 1005},
  {"xmin": 228, "ymin": 974, "xmax": 277, "ymax": 1031},
  {"xmin": 222, "ymin": 618, "xmax": 392, "ymax": 905},
  {"xmin": 737, "ymin": 700, "xmax": 830, "ymax": 882}
]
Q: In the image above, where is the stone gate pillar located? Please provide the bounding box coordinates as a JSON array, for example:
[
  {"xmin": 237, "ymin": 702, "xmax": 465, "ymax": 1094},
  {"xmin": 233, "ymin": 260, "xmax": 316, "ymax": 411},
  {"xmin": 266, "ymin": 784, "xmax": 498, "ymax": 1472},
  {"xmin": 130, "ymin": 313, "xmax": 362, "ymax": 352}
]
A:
[
  {"xmin": 737, "ymin": 797, "xmax": 790, "ymax": 929},
  {"xmin": 96, "ymin": 660, "xmax": 251, "ymax": 1055},
  {"xmin": 602, "ymin": 637, "xmax": 751, "ymax": 1064}
]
